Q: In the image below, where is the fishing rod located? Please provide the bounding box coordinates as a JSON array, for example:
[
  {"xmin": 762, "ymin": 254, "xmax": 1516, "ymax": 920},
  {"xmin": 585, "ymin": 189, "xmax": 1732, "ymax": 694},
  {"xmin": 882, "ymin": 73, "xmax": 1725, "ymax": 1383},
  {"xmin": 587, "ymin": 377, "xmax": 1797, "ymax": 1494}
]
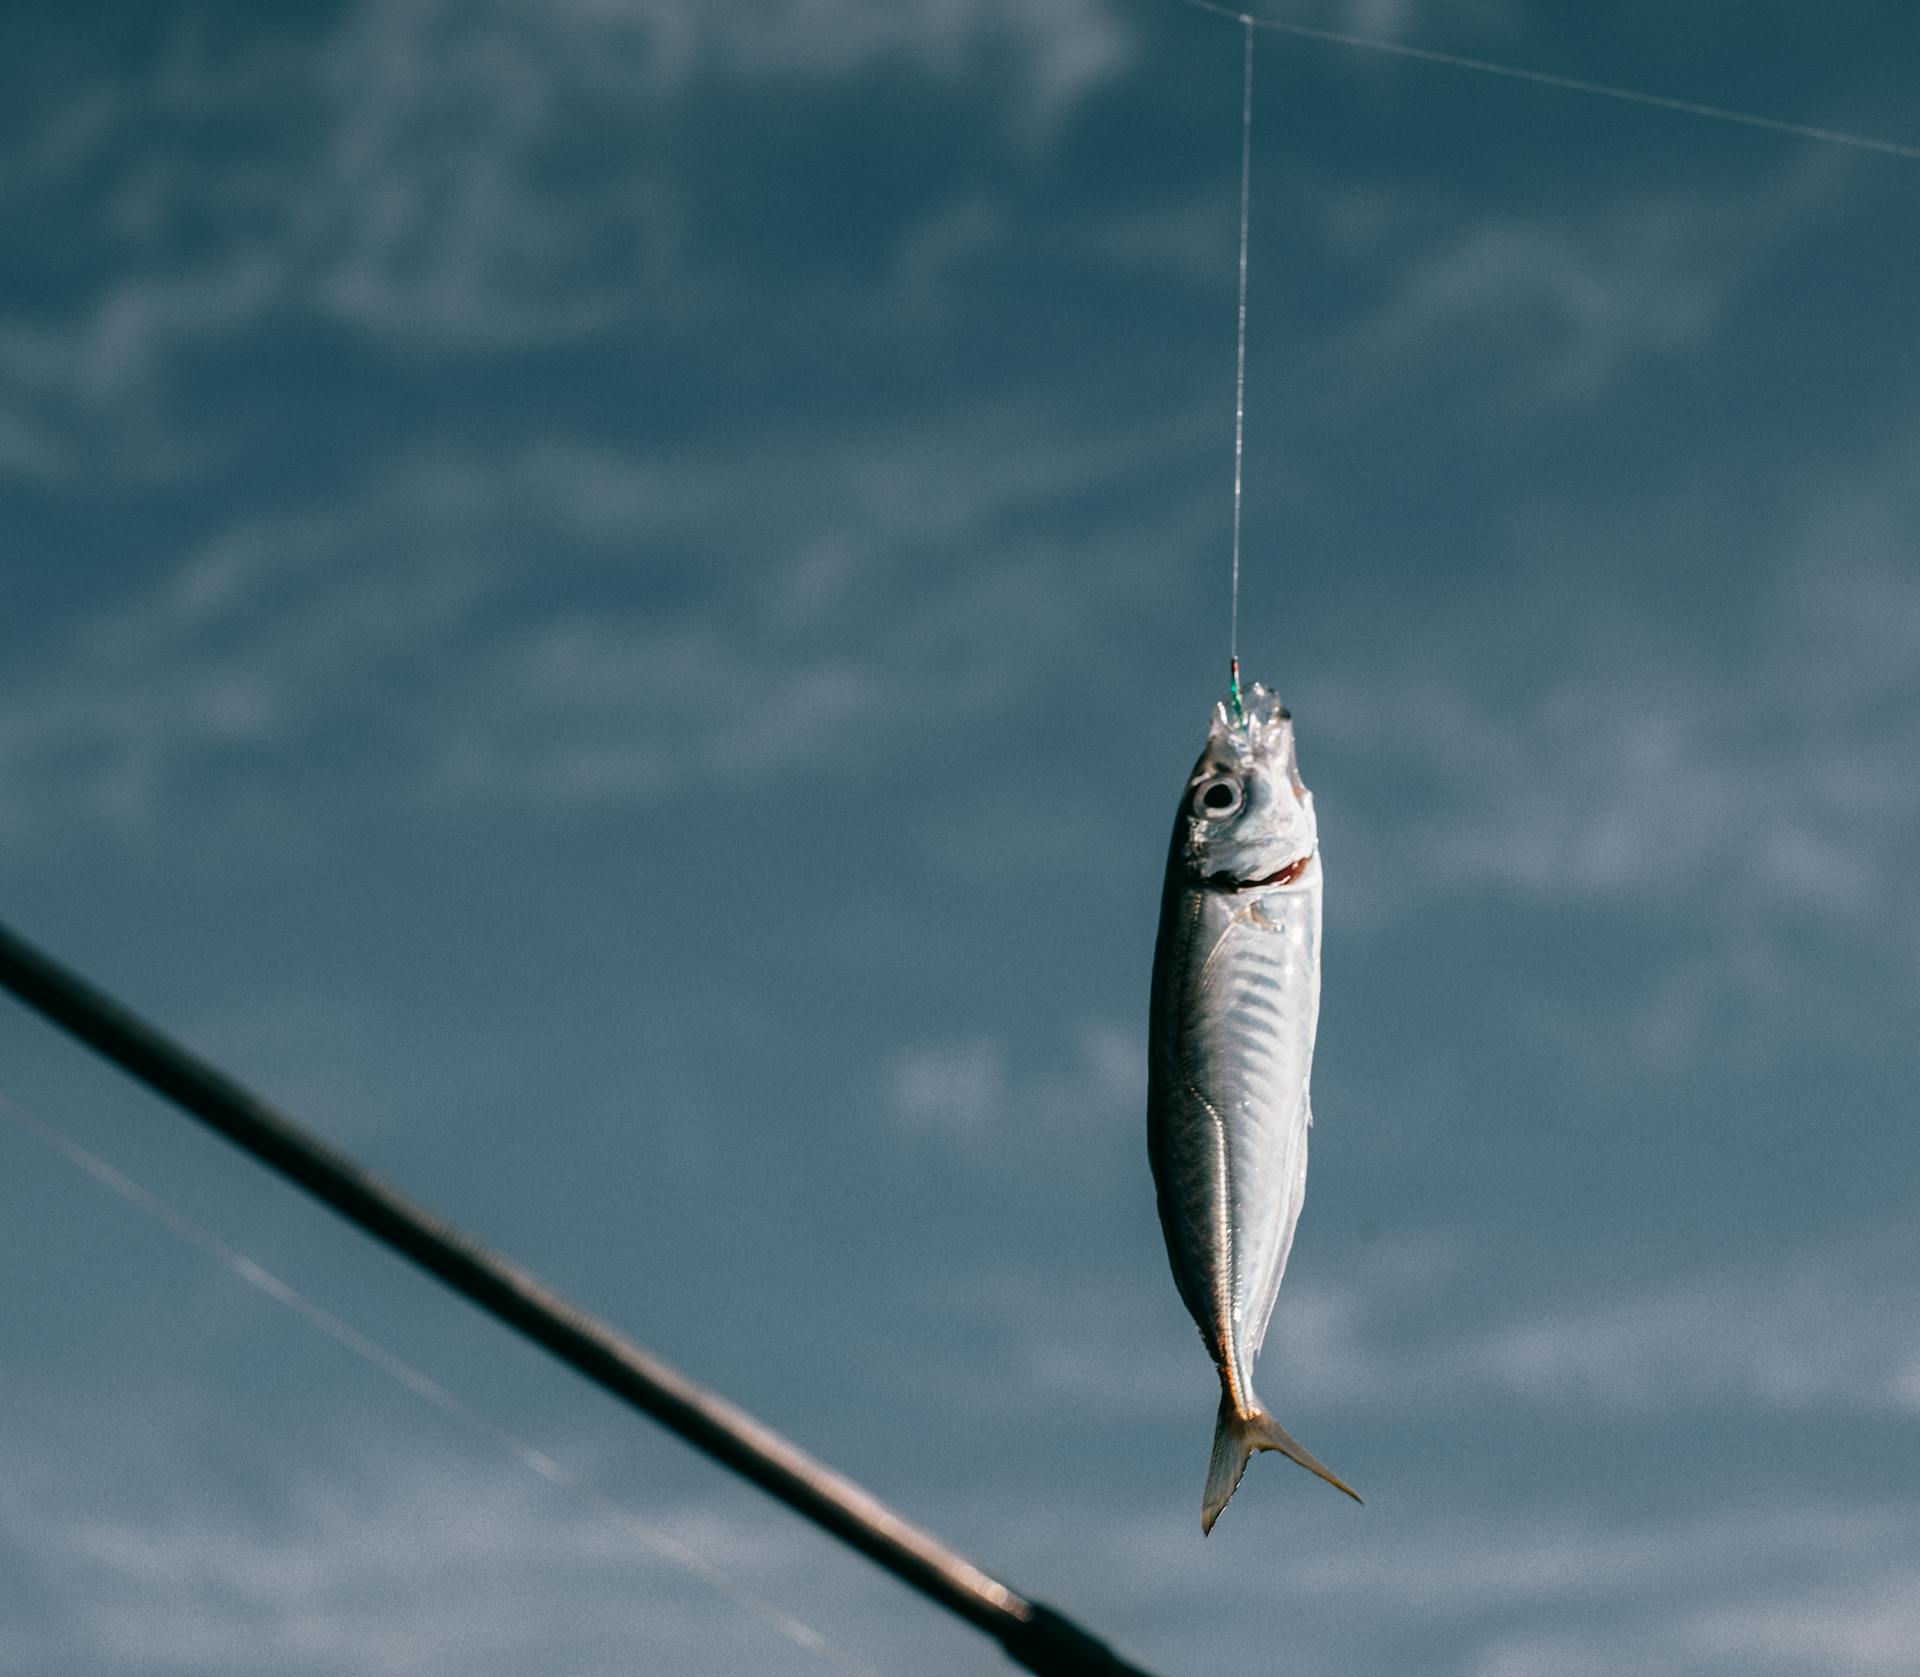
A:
[{"xmin": 0, "ymin": 917, "xmax": 1157, "ymax": 1677}]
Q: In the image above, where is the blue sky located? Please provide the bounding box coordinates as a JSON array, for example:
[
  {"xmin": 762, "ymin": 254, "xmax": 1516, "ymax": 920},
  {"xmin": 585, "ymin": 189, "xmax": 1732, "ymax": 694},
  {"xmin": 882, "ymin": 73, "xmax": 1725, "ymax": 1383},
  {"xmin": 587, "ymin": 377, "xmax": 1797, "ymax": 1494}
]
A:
[{"xmin": 3, "ymin": 2, "xmax": 1917, "ymax": 1672}]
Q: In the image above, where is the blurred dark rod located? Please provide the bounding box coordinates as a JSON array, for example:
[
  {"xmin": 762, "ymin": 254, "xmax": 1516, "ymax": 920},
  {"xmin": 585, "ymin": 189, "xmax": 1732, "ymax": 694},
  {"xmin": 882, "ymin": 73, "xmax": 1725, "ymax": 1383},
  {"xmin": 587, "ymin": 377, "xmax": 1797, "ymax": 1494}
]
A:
[{"xmin": 0, "ymin": 917, "xmax": 1156, "ymax": 1677}]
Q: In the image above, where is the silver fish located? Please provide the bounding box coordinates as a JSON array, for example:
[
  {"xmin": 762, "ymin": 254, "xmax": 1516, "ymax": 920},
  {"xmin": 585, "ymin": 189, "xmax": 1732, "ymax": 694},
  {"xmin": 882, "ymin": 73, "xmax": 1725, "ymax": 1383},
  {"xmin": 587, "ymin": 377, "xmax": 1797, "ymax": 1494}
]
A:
[{"xmin": 1148, "ymin": 680, "xmax": 1361, "ymax": 1532}]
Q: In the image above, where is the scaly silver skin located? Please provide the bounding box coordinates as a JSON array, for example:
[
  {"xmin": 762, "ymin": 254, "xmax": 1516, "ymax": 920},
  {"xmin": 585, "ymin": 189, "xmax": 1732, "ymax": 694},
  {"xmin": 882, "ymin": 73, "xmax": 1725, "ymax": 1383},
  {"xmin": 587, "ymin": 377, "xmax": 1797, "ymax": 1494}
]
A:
[{"xmin": 1147, "ymin": 683, "xmax": 1357, "ymax": 1527}]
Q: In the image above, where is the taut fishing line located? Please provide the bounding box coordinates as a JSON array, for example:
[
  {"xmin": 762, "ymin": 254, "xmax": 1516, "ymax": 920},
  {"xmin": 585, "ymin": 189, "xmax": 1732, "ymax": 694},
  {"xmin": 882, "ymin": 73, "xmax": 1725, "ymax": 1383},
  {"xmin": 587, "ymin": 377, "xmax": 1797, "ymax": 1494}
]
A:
[
  {"xmin": 1172, "ymin": 0, "xmax": 1920, "ymax": 163},
  {"xmin": 0, "ymin": 1091, "xmax": 883, "ymax": 1677},
  {"xmin": 1227, "ymin": 15, "xmax": 1253, "ymax": 723}
]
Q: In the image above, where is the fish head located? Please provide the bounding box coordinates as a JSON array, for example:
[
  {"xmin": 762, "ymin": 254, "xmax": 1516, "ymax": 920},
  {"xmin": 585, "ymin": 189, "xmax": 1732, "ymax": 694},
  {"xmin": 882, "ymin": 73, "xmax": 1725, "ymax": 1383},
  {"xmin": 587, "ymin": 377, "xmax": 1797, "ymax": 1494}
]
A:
[{"xmin": 1179, "ymin": 682, "xmax": 1316, "ymax": 885}]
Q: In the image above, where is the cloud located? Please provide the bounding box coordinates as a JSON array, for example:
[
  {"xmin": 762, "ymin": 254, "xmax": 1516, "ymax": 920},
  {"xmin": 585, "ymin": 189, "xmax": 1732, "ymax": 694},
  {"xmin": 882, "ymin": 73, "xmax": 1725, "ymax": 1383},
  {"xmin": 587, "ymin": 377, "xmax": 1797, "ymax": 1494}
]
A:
[
  {"xmin": 0, "ymin": 1413, "xmax": 870, "ymax": 1677},
  {"xmin": 1427, "ymin": 558, "xmax": 1916, "ymax": 924},
  {"xmin": 16, "ymin": 1139, "xmax": 1908, "ymax": 1677},
  {"xmin": 1463, "ymin": 1558, "xmax": 1920, "ymax": 1677},
  {"xmin": 1317, "ymin": 148, "xmax": 1849, "ymax": 412},
  {"xmin": 1285, "ymin": 1503, "xmax": 1917, "ymax": 1620},
  {"xmin": 911, "ymin": 1199, "xmax": 1920, "ymax": 1426},
  {"xmin": 1690, "ymin": 1580, "xmax": 1920, "ymax": 1676},
  {"xmin": 891, "ymin": 1038, "xmax": 1008, "ymax": 1145},
  {"xmin": 695, "ymin": 0, "xmax": 1130, "ymax": 128},
  {"xmin": 903, "ymin": 1230, "xmax": 1454, "ymax": 1425},
  {"xmin": 1275, "ymin": 1213, "xmax": 1920, "ymax": 1423},
  {"xmin": 1458, "ymin": 1225, "xmax": 1920, "ymax": 1416},
  {"xmin": 1007, "ymin": 1480, "xmax": 1920, "ymax": 1677},
  {"xmin": 1331, "ymin": 0, "xmax": 1520, "ymax": 41},
  {"xmin": 1292, "ymin": 424, "xmax": 1920, "ymax": 1079},
  {"xmin": 0, "ymin": 472, "xmax": 513, "ymax": 849},
  {"xmin": 417, "ymin": 422, "xmax": 1200, "ymax": 814},
  {"xmin": 0, "ymin": 389, "xmax": 1206, "ymax": 852},
  {"xmin": 1344, "ymin": 1504, "xmax": 1920, "ymax": 1677},
  {"xmin": 886, "ymin": 1016, "xmax": 1140, "ymax": 1154},
  {"xmin": 0, "ymin": 0, "xmax": 1131, "ymax": 483}
]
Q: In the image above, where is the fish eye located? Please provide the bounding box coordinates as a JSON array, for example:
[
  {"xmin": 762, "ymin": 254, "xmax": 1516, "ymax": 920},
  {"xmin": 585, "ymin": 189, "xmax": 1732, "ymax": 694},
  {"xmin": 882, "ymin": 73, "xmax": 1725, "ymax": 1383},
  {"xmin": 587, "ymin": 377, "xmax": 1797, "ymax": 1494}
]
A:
[{"xmin": 1192, "ymin": 774, "xmax": 1244, "ymax": 820}]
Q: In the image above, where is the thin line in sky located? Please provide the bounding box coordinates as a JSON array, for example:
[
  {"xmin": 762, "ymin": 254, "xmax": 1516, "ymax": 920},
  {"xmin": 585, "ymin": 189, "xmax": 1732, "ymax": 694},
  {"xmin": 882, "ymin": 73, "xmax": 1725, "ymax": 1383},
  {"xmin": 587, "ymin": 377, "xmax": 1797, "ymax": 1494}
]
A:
[
  {"xmin": 0, "ymin": 1092, "xmax": 883, "ymax": 1677},
  {"xmin": 1169, "ymin": 0, "xmax": 1920, "ymax": 162},
  {"xmin": 1228, "ymin": 15, "xmax": 1252, "ymax": 717}
]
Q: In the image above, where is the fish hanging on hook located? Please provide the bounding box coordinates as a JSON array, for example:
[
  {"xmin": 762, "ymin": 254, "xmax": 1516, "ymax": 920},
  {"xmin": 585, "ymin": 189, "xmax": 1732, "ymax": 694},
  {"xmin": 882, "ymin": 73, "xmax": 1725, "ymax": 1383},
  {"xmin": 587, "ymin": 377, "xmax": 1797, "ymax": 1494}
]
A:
[{"xmin": 1146, "ymin": 678, "xmax": 1360, "ymax": 1532}]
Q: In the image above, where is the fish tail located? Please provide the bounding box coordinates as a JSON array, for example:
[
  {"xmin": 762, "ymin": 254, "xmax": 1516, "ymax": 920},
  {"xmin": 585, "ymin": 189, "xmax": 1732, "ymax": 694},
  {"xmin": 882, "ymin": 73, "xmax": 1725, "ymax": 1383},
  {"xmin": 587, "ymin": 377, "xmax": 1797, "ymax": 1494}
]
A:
[{"xmin": 1201, "ymin": 1392, "xmax": 1363, "ymax": 1534}]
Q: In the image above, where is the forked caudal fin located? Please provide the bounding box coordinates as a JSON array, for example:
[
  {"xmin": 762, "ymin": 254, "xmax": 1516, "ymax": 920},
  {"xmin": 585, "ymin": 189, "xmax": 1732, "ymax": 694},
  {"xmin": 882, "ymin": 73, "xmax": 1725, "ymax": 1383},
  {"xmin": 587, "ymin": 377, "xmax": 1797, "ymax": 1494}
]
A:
[{"xmin": 1202, "ymin": 1392, "xmax": 1363, "ymax": 1533}]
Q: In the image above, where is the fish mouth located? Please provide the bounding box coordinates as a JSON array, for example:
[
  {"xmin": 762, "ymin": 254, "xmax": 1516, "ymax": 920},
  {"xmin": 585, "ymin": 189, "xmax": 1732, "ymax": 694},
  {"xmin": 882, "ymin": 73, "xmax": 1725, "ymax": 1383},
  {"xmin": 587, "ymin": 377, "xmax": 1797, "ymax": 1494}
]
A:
[
  {"xmin": 1188, "ymin": 850, "xmax": 1316, "ymax": 891},
  {"xmin": 1234, "ymin": 852, "xmax": 1314, "ymax": 891}
]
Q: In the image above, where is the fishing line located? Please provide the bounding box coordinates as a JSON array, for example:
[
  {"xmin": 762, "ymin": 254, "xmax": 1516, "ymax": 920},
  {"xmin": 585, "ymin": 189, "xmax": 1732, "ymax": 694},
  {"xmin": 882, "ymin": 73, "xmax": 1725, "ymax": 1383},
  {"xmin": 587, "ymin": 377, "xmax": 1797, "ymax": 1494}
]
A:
[
  {"xmin": 0, "ymin": 1090, "xmax": 883, "ymax": 1677},
  {"xmin": 1170, "ymin": 0, "xmax": 1920, "ymax": 162},
  {"xmin": 1227, "ymin": 14, "xmax": 1253, "ymax": 724}
]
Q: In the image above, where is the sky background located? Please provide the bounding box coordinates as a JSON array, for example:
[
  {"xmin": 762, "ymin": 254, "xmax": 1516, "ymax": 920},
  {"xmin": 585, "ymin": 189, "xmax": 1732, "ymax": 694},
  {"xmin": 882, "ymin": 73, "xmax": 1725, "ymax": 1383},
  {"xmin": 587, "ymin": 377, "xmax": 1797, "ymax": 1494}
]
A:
[{"xmin": 2, "ymin": 1, "xmax": 1918, "ymax": 1673}]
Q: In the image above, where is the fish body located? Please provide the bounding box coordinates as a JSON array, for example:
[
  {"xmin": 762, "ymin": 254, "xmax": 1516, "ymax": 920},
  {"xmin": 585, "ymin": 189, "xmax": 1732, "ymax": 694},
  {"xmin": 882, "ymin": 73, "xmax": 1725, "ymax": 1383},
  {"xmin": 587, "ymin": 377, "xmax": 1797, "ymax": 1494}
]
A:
[{"xmin": 1147, "ymin": 681, "xmax": 1360, "ymax": 1531}]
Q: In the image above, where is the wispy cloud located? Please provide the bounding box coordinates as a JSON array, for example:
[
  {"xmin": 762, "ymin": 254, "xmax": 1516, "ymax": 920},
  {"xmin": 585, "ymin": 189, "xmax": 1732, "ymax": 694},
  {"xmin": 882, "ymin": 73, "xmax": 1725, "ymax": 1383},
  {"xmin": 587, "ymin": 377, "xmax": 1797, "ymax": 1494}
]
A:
[
  {"xmin": 1308, "ymin": 1501, "xmax": 1920, "ymax": 1677},
  {"xmin": 1329, "ymin": 0, "xmax": 1523, "ymax": 50},
  {"xmin": 1316, "ymin": 148, "xmax": 1850, "ymax": 412},
  {"xmin": 0, "ymin": 1415, "xmax": 869, "ymax": 1676},
  {"xmin": 1001, "ymin": 1480, "xmax": 1920, "ymax": 1677},
  {"xmin": 0, "ymin": 0, "xmax": 1131, "ymax": 483},
  {"xmin": 903, "ymin": 1230, "xmax": 1453, "ymax": 1424},
  {"xmin": 1267, "ymin": 1212, "xmax": 1920, "ymax": 1425},
  {"xmin": 911, "ymin": 1201, "xmax": 1920, "ymax": 1426},
  {"xmin": 1689, "ymin": 1579, "xmax": 1920, "ymax": 1677},
  {"xmin": 0, "ymin": 393, "xmax": 1208, "ymax": 851},
  {"xmin": 692, "ymin": 0, "xmax": 1131, "ymax": 129},
  {"xmin": 1300, "ymin": 423, "xmax": 1920, "ymax": 1065},
  {"xmin": 0, "ymin": 472, "xmax": 511, "ymax": 848},
  {"xmin": 1278, "ymin": 1502, "xmax": 1917, "ymax": 1622},
  {"xmin": 886, "ymin": 1016, "xmax": 1140, "ymax": 1154},
  {"xmin": 1465, "ymin": 1560, "xmax": 1920, "ymax": 1677},
  {"xmin": 1455, "ymin": 1225, "xmax": 1920, "ymax": 1417}
]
